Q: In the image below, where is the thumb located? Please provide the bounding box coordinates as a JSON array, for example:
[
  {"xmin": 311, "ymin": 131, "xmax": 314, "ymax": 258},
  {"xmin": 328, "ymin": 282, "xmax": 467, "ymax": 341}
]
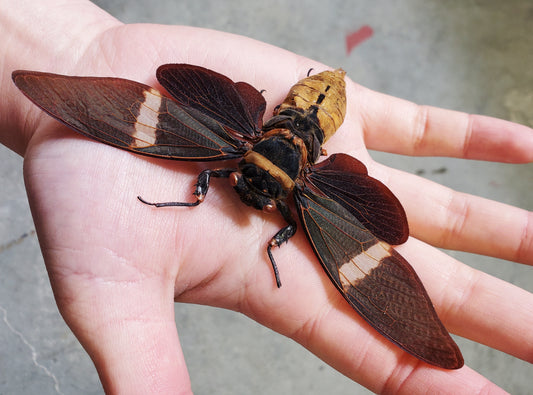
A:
[{"xmin": 56, "ymin": 278, "xmax": 191, "ymax": 394}]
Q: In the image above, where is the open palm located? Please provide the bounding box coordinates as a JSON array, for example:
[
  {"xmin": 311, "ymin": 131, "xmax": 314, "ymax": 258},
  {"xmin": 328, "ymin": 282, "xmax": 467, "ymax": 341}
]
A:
[{"xmin": 3, "ymin": 2, "xmax": 532, "ymax": 394}]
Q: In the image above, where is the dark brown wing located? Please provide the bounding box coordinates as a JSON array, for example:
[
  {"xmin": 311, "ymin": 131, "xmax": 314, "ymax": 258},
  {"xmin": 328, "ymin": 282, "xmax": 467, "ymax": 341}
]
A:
[
  {"xmin": 12, "ymin": 70, "xmax": 249, "ymax": 161},
  {"xmin": 307, "ymin": 153, "xmax": 408, "ymax": 244},
  {"xmin": 294, "ymin": 186, "xmax": 463, "ymax": 369},
  {"xmin": 157, "ymin": 64, "xmax": 266, "ymax": 139}
]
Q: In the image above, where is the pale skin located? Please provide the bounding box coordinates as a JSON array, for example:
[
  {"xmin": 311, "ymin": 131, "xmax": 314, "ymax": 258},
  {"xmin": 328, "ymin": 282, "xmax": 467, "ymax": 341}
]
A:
[{"xmin": 1, "ymin": 1, "xmax": 533, "ymax": 394}]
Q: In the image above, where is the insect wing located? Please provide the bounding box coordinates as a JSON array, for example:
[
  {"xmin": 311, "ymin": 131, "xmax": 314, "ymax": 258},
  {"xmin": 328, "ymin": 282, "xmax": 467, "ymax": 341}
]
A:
[
  {"xmin": 12, "ymin": 71, "xmax": 247, "ymax": 161},
  {"xmin": 307, "ymin": 153, "xmax": 408, "ymax": 245},
  {"xmin": 157, "ymin": 64, "xmax": 266, "ymax": 139},
  {"xmin": 295, "ymin": 187, "xmax": 463, "ymax": 369}
]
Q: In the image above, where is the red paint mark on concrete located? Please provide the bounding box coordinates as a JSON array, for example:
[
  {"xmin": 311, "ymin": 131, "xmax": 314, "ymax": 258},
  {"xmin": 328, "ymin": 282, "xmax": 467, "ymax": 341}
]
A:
[{"xmin": 346, "ymin": 25, "xmax": 374, "ymax": 55}]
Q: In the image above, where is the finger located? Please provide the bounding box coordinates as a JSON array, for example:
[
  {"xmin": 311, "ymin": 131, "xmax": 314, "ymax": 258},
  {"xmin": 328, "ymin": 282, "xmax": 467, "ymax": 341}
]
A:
[
  {"xmin": 55, "ymin": 278, "xmax": 191, "ymax": 394},
  {"xmin": 257, "ymin": 237, "xmax": 513, "ymax": 394},
  {"xmin": 370, "ymin": 164, "xmax": 533, "ymax": 265},
  {"xmin": 396, "ymin": 239, "xmax": 533, "ymax": 364},
  {"xmin": 352, "ymin": 85, "xmax": 533, "ymax": 163},
  {"xmin": 288, "ymin": 237, "xmax": 531, "ymax": 393},
  {"xmin": 293, "ymin": 307, "xmax": 502, "ymax": 395}
]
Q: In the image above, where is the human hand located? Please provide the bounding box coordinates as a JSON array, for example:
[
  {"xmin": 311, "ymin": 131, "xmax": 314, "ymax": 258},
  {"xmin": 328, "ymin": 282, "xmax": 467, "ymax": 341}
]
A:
[{"xmin": 2, "ymin": 1, "xmax": 532, "ymax": 394}]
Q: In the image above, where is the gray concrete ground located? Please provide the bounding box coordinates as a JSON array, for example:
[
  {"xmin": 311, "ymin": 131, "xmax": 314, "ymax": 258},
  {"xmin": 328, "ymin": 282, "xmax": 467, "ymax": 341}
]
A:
[{"xmin": 1, "ymin": 1, "xmax": 532, "ymax": 394}]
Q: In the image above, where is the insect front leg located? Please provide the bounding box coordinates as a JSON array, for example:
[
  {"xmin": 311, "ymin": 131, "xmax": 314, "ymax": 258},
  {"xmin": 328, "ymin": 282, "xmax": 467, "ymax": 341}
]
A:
[
  {"xmin": 138, "ymin": 168, "xmax": 236, "ymax": 207},
  {"xmin": 267, "ymin": 200, "xmax": 297, "ymax": 288}
]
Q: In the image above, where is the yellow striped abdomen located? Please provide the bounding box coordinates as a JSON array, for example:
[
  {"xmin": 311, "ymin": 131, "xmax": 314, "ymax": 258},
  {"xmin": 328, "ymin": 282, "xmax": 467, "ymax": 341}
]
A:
[{"xmin": 275, "ymin": 69, "xmax": 347, "ymax": 143}]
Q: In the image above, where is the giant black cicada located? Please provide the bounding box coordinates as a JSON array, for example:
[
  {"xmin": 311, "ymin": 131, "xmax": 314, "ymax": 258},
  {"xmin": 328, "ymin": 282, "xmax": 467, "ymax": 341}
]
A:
[{"xmin": 13, "ymin": 64, "xmax": 463, "ymax": 369}]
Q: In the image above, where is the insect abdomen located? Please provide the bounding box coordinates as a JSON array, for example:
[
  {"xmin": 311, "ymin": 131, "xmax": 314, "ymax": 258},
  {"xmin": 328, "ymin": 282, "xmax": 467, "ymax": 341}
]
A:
[{"xmin": 275, "ymin": 69, "xmax": 347, "ymax": 143}]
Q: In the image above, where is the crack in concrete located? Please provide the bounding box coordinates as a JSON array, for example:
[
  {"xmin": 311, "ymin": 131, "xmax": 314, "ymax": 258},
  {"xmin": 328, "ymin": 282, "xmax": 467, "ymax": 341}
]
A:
[
  {"xmin": 0, "ymin": 305, "xmax": 63, "ymax": 394},
  {"xmin": 0, "ymin": 230, "xmax": 36, "ymax": 254}
]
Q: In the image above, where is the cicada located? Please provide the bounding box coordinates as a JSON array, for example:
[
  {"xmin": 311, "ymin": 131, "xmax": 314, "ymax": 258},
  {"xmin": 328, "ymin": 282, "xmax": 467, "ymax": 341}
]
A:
[{"xmin": 13, "ymin": 64, "xmax": 463, "ymax": 369}]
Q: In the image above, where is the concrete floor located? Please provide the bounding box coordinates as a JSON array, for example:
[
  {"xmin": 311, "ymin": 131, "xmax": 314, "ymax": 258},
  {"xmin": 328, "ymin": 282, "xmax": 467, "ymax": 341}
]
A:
[{"xmin": 1, "ymin": 1, "xmax": 532, "ymax": 394}]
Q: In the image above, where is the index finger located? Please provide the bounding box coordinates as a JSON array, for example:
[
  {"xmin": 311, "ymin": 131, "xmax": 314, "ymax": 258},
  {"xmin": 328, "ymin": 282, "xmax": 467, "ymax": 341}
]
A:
[{"xmin": 353, "ymin": 85, "xmax": 533, "ymax": 163}]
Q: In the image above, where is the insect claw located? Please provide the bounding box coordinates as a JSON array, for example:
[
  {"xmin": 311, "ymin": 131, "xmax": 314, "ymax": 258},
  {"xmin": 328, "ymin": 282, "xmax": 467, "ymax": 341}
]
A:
[
  {"xmin": 195, "ymin": 193, "xmax": 206, "ymax": 202},
  {"xmin": 137, "ymin": 195, "xmax": 155, "ymax": 205}
]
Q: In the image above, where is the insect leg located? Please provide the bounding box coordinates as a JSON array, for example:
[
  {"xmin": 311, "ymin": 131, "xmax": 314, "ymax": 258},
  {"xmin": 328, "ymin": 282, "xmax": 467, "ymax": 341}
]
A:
[
  {"xmin": 138, "ymin": 168, "xmax": 236, "ymax": 207},
  {"xmin": 267, "ymin": 200, "xmax": 297, "ymax": 288}
]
